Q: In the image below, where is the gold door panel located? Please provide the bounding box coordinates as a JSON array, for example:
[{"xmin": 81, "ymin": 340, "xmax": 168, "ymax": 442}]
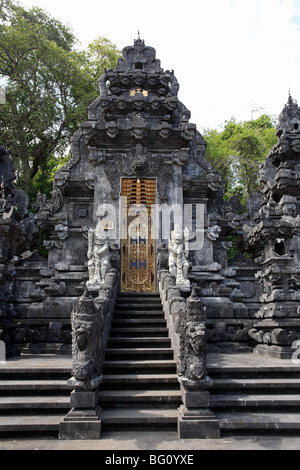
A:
[{"xmin": 121, "ymin": 178, "xmax": 156, "ymax": 293}]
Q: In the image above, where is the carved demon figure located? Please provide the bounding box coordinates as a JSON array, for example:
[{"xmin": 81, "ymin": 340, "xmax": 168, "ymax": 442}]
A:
[{"xmin": 186, "ymin": 322, "xmax": 207, "ymax": 354}]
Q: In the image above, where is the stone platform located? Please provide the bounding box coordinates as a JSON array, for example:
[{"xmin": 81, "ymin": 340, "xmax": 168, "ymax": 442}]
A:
[{"xmin": 1, "ymin": 351, "xmax": 298, "ymax": 373}]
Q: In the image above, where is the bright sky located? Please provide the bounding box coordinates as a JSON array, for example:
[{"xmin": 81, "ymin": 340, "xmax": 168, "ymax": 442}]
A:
[{"xmin": 17, "ymin": 0, "xmax": 300, "ymax": 132}]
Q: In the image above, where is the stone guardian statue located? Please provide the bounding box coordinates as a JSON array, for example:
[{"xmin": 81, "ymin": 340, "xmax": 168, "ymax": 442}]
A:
[
  {"xmin": 87, "ymin": 220, "xmax": 110, "ymax": 286},
  {"xmin": 168, "ymin": 223, "xmax": 190, "ymax": 286}
]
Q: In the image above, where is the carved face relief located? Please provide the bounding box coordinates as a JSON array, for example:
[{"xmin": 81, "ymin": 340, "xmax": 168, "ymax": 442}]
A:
[
  {"xmin": 131, "ymin": 115, "xmax": 147, "ymax": 139},
  {"xmin": 95, "ymin": 236, "xmax": 106, "ymax": 245},
  {"xmin": 186, "ymin": 322, "xmax": 206, "ymax": 354},
  {"xmin": 278, "ymin": 137, "xmax": 289, "ymax": 153},
  {"xmin": 171, "ymin": 224, "xmax": 183, "ymax": 244},
  {"xmin": 159, "ymin": 123, "xmax": 172, "ymax": 139},
  {"xmin": 106, "ymin": 121, "xmax": 119, "ymax": 138},
  {"xmin": 75, "ymin": 327, "xmax": 91, "ymax": 352},
  {"xmin": 293, "ymin": 139, "xmax": 300, "ymax": 152},
  {"xmin": 207, "ymin": 225, "xmax": 221, "ymax": 241}
]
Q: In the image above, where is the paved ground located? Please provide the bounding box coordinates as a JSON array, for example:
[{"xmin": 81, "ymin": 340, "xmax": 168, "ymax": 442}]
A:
[{"xmin": 1, "ymin": 432, "xmax": 300, "ymax": 450}]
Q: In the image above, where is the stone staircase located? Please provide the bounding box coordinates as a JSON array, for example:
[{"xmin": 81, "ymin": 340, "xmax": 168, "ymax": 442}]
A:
[
  {"xmin": 99, "ymin": 293, "xmax": 182, "ymax": 431},
  {"xmin": 1, "ymin": 294, "xmax": 300, "ymax": 438},
  {"xmin": 208, "ymin": 356, "xmax": 300, "ymax": 435},
  {"xmin": 0, "ymin": 359, "xmax": 71, "ymax": 436}
]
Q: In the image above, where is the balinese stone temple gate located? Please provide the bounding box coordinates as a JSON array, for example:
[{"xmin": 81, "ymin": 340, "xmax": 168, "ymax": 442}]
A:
[{"xmin": 1, "ymin": 38, "xmax": 300, "ymax": 439}]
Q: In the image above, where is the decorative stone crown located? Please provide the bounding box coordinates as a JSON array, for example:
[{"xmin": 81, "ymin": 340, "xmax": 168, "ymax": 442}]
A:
[{"xmin": 115, "ymin": 37, "xmax": 163, "ymax": 73}]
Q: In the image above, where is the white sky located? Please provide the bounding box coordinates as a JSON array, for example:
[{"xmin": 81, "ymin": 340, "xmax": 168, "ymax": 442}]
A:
[{"xmin": 17, "ymin": 0, "xmax": 300, "ymax": 132}]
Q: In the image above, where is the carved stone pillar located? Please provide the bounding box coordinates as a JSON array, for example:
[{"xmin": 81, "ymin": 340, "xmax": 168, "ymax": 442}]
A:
[
  {"xmin": 59, "ymin": 289, "xmax": 104, "ymax": 439},
  {"xmin": 177, "ymin": 288, "xmax": 220, "ymax": 439}
]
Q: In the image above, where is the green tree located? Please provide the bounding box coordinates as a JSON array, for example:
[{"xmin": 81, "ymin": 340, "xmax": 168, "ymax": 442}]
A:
[
  {"xmin": 85, "ymin": 36, "xmax": 122, "ymax": 87},
  {"xmin": 0, "ymin": 0, "xmax": 120, "ymax": 199},
  {"xmin": 203, "ymin": 114, "xmax": 277, "ymax": 206}
]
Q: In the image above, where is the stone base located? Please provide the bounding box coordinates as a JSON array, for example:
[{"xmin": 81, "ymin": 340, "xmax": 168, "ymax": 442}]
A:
[
  {"xmin": 59, "ymin": 406, "xmax": 102, "ymax": 440},
  {"xmin": 253, "ymin": 344, "xmax": 294, "ymax": 359},
  {"xmin": 180, "ymin": 385, "xmax": 211, "ymax": 409},
  {"xmin": 179, "ymin": 376, "xmax": 213, "ymax": 391},
  {"xmin": 68, "ymin": 376, "xmax": 102, "ymax": 391},
  {"xmin": 178, "ymin": 405, "xmax": 220, "ymax": 439}
]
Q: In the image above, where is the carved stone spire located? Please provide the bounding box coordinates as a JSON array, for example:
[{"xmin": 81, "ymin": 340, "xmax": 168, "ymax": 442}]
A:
[{"xmin": 134, "ymin": 32, "xmax": 145, "ymax": 47}]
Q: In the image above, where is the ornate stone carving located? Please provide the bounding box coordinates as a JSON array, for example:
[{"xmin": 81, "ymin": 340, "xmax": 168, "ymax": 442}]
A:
[
  {"xmin": 34, "ymin": 189, "xmax": 63, "ymax": 228},
  {"xmin": 115, "ymin": 39, "xmax": 163, "ymax": 73},
  {"xmin": 106, "ymin": 121, "xmax": 119, "ymax": 138},
  {"xmin": 159, "ymin": 122, "xmax": 172, "ymax": 139},
  {"xmin": 207, "ymin": 225, "xmax": 221, "ymax": 241},
  {"xmin": 54, "ymin": 221, "xmax": 69, "ymax": 240},
  {"xmin": 71, "ymin": 289, "xmax": 104, "ymax": 387},
  {"xmin": 157, "ymin": 243, "xmax": 169, "ymax": 271},
  {"xmin": 87, "ymin": 221, "xmax": 110, "ymax": 286},
  {"xmin": 109, "ymin": 244, "xmax": 120, "ymax": 272},
  {"xmin": 168, "ymin": 223, "xmax": 190, "ymax": 286},
  {"xmin": 248, "ymin": 328, "xmax": 296, "ymax": 346},
  {"xmin": 104, "ymin": 144, "xmax": 174, "ymax": 199},
  {"xmin": 178, "ymin": 288, "xmax": 208, "ymax": 383}
]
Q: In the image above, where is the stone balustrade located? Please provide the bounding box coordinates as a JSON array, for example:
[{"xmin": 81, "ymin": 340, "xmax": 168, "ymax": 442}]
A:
[
  {"xmin": 59, "ymin": 269, "xmax": 119, "ymax": 440},
  {"xmin": 158, "ymin": 269, "xmax": 220, "ymax": 439}
]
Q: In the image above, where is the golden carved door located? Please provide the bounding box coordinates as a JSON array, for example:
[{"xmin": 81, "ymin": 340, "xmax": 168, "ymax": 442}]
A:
[{"xmin": 121, "ymin": 178, "xmax": 156, "ymax": 293}]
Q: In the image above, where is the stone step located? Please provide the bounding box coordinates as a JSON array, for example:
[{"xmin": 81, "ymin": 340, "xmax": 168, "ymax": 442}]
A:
[
  {"xmin": 98, "ymin": 389, "xmax": 182, "ymax": 405},
  {"xmin": 217, "ymin": 412, "xmax": 300, "ymax": 431},
  {"xmin": 101, "ymin": 407, "xmax": 178, "ymax": 426},
  {"xmin": 114, "ymin": 310, "xmax": 165, "ymax": 318},
  {"xmin": 212, "ymin": 378, "xmax": 300, "ymax": 390},
  {"xmin": 111, "ymin": 318, "xmax": 166, "ymax": 327},
  {"xmin": 107, "ymin": 337, "xmax": 171, "ymax": 348},
  {"xmin": 0, "ymin": 380, "xmax": 71, "ymax": 391},
  {"xmin": 105, "ymin": 348, "xmax": 174, "ymax": 360},
  {"xmin": 103, "ymin": 359, "xmax": 177, "ymax": 374},
  {"xmin": 102, "ymin": 373, "xmax": 179, "ymax": 391},
  {"xmin": 0, "ymin": 395, "xmax": 70, "ymax": 410},
  {"xmin": 208, "ymin": 364, "xmax": 300, "ymax": 378},
  {"xmin": 117, "ymin": 294, "xmax": 160, "ymax": 301},
  {"xmin": 16, "ymin": 344, "xmax": 72, "ymax": 355},
  {"xmin": 11, "ymin": 320, "xmax": 71, "ymax": 330},
  {"xmin": 0, "ymin": 368, "xmax": 70, "ymax": 380},
  {"xmin": 210, "ymin": 394, "xmax": 300, "ymax": 408},
  {"xmin": 115, "ymin": 303, "xmax": 163, "ymax": 310},
  {"xmin": 118, "ymin": 293, "xmax": 160, "ymax": 297},
  {"xmin": 0, "ymin": 414, "xmax": 65, "ymax": 432},
  {"xmin": 116, "ymin": 300, "xmax": 162, "ymax": 304},
  {"xmin": 103, "ymin": 373, "xmax": 179, "ymax": 385},
  {"xmin": 109, "ymin": 328, "xmax": 169, "ymax": 337}
]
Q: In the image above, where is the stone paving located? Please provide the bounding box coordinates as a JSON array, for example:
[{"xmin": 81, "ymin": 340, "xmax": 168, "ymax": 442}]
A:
[{"xmin": 1, "ymin": 432, "xmax": 300, "ymax": 450}]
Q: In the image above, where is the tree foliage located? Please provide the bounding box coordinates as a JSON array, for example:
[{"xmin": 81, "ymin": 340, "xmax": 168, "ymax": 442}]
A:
[
  {"xmin": 203, "ymin": 114, "xmax": 277, "ymax": 206},
  {"xmin": 0, "ymin": 0, "xmax": 120, "ymax": 199}
]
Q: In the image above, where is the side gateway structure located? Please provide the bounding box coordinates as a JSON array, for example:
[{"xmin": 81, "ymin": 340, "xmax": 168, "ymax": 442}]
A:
[{"xmin": 1, "ymin": 38, "xmax": 300, "ymax": 437}]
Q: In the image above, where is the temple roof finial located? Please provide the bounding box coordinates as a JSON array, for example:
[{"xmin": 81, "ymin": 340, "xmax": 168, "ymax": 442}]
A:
[{"xmin": 134, "ymin": 32, "xmax": 145, "ymax": 47}]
